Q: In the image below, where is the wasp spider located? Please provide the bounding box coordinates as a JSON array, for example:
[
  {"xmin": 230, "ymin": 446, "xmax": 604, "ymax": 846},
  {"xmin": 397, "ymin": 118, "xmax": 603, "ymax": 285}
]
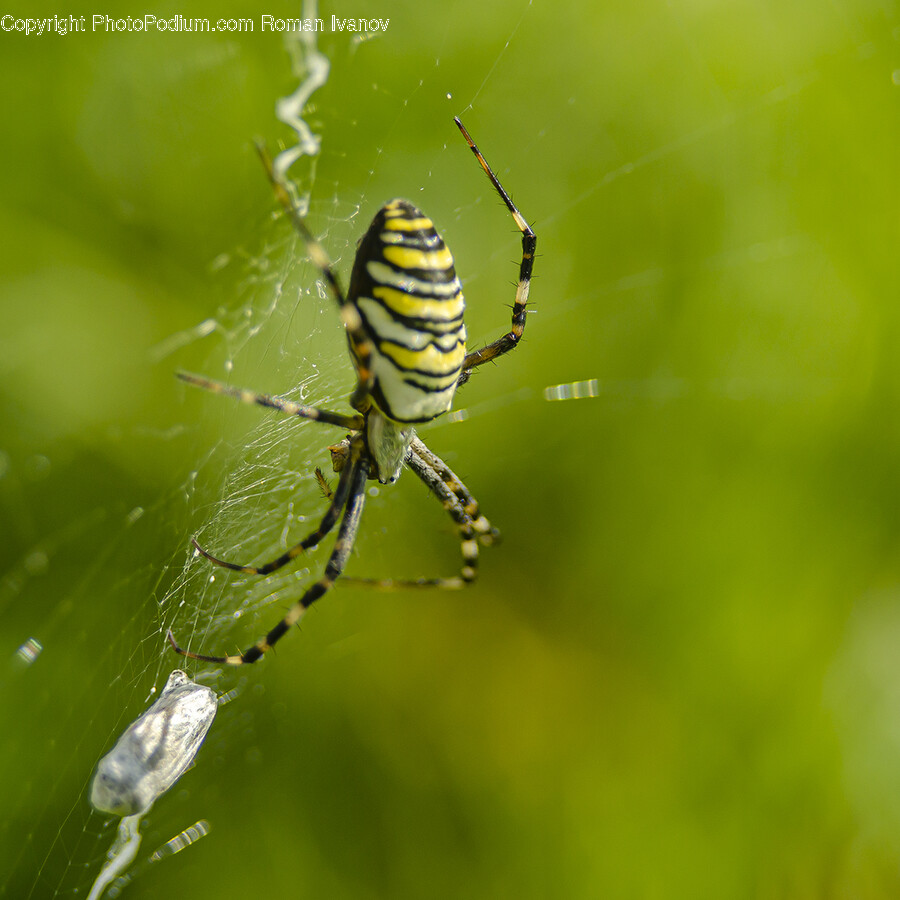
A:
[{"xmin": 168, "ymin": 118, "xmax": 535, "ymax": 665}]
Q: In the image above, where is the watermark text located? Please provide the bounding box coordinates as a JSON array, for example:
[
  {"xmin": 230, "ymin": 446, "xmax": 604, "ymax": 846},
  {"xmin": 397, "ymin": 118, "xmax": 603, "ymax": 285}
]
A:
[{"xmin": 1, "ymin": 12, "xmax": 391, "ymax": 36}]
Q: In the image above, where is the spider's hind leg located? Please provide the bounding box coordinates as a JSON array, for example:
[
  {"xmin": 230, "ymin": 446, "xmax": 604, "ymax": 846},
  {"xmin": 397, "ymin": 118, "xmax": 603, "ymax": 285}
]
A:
[{"xmin": 453, "ymin": 118, "xmax": 536, "ymax": 384}]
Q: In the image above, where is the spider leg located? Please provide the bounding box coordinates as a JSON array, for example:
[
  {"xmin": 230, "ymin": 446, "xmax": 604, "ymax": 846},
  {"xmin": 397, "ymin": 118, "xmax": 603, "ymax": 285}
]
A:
[
  {"xmin": 169, "ymin": 447, "xmax": 370, "ymax": 665},
  {"xmin": 177, "ymin": 371, "xmax": 364, "ymax": 430},
  {"xmin": 191, "ymin": 451, "xmax": 359, "ymax": 575},
  {"xmin": 409, "ymin": 436, "xmax": 499, "ymax": 547},
  {"xmin": 342, "ymin": 438, "xmax": 492, "ymax": 591},
  {"xmin": 256, "ymin": 142, "xmax": 376, "ymax": 413},
  {"xmin": 453, "ymin": 118, "xmax": 536, "ymax": 386}
]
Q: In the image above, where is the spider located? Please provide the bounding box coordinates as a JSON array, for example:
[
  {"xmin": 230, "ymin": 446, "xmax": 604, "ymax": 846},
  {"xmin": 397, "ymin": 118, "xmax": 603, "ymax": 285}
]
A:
[{"xmin": 167, "ymin": 117, "xmax": 535, "ymax": 665}]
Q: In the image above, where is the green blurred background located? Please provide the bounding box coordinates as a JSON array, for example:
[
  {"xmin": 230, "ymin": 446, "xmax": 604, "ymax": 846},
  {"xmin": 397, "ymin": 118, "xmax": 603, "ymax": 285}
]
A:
[{"xmin": 2, "ymin": 0, "xmax": 899, "ymax": 896}]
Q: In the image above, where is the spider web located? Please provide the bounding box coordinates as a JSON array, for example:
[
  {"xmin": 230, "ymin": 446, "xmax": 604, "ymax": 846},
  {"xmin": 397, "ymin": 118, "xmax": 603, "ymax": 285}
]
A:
[
  {"xmin": 2, "ymin": 0, "xmax": 897, "ymax": 896},
  {"xmin": 9, "ymin": 36, "xmax": 351, "ymax": 900},
  {"xmin": 1, "ymin": 4, "xmax": 543, "ymax": 897}
]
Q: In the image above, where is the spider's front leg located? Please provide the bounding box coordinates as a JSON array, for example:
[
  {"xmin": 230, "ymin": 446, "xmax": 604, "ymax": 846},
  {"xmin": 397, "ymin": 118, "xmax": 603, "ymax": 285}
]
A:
[
  {"xmin": 409, "ymin": 437, "xmax": 499, "ymax": 548},
  {"xmin": 341, "ymin": 437, "xmax": 497, "ymax": 591},
  {"xmin": 168, "ymin": 441, "xmax": 370, "ymax": 665},
  {"xmin": 191, "ymin": 446, "xmax": 361, "ymax": 576}
]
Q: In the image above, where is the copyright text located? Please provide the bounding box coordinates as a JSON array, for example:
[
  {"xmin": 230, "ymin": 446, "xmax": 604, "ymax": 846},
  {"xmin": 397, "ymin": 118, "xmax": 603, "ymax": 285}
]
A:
[{"xmin": 1, "ymin": 13, "xmax": 391, "ymax": 36}]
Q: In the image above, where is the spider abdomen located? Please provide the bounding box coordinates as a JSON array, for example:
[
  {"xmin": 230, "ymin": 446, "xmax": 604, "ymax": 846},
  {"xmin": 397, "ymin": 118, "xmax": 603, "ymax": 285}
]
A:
[{"xmin": 348, "ymin": 199, "xmax": 466, "ymax": 424}]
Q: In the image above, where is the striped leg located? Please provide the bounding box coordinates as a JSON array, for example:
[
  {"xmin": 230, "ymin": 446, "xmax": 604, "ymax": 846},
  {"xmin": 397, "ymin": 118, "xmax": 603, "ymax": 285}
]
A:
[
  {"xmin": 168, "ymin": 451, "xmax": 370, "ymax": 665},
  {"xmin": 454, "ymin": 118, "xmax": 536, "ymax": 385},
  {"xmin": 177, "ymin": 371, "xmax": 363, "ymax": 430},
  {"xmin": 191, "ymin": 449, "xmax": 360, "ymax": 576},
  {"xmin": 410, "ymin": 436, "xmax": 499, "ymax": 547},
  {"xmin": 256, "ymin": 142, "xmax": 375, "ymax": 412},
  {"xmin": 341, "ymin": 439, "xmax": 489, "ymax": 591}
]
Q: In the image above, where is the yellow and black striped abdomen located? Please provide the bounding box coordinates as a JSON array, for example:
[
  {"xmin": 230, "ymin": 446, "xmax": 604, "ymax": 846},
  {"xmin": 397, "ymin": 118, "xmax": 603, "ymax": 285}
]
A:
[{"xmin": 348, "ymin": 199, "xmax": 466, "ymax": 423}]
